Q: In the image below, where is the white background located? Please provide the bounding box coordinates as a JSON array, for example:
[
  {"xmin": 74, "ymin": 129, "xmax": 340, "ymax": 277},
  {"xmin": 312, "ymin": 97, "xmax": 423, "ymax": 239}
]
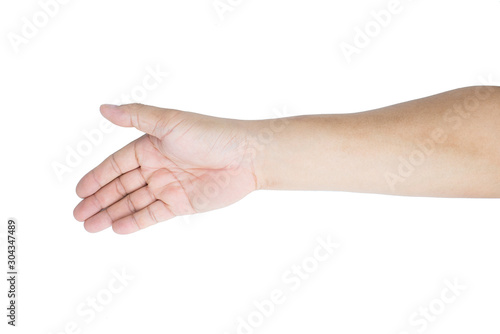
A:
[{"xmin": 1, "ymin": 0, "xmax": 500, "ymax": 333}]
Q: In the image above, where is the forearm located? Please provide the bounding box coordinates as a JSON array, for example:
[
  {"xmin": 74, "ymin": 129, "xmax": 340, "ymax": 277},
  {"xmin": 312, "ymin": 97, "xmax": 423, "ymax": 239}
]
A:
[{"xmin": 253, "ymin": 86, "xmax": 500, "ymax": 197}]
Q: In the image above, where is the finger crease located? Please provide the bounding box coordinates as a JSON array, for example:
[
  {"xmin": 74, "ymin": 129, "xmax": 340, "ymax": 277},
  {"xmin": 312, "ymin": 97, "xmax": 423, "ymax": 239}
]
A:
[
  {"xmin": 145, "ymin": 186, "xmax": 156, "ymax": 203},
  {"xmin": 115, "ymin": 177, "xmax": 128, "ymax": 197},
  {"xmin": 131, "ymin": 214, "xmax": 141, "ymax": 230},
  {"xmin": 91, "ymin": 195, "xmax": 103, "ymax": 211},
  {"xmin": 104, "ymin": 209, "xmax": 114, "ymax": 224},
  {"xmin": 110, "ymin": 154, "xmax": 123, "ymax": 175},
  {"xmin": 91, "ymin": 169, "xmax": 103, "ymax": 189},
  {"xmin": 133, "ymin": 141, "xmax": 141, "ymax": 170},
  {"xmin": 125, "ymin": 195, "xmax": 137, "ymax": 213},
  {"xmin": 138, "ymin": 168, "xmax": 148, "ymax": 186},
  {"xmin": 147, "ymin": 205, "xmax": 158, "ymax": 224},
  {"xmin": 136, "ymin": 113, "xmax": 141, "ymax": 131}
]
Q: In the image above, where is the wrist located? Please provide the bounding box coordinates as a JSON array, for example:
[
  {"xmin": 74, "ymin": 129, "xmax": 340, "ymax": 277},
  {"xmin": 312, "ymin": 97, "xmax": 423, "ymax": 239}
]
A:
[{"xmin": 245, "ymin": 118, "xmax": 292, "ymax": 190}]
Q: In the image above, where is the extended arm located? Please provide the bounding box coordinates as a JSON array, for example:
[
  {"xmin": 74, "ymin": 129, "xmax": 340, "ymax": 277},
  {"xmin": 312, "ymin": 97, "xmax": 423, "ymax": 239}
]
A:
[{"xmin": 74, "ymin": 86, "xmax": 500, "ymax": 234}]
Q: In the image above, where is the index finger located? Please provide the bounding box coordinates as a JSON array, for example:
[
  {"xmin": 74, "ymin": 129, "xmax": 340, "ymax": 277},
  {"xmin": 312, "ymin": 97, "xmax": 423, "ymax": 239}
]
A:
[{"xmin": 76, "ymin": 137, "xmax": 142, "ymax": 198}]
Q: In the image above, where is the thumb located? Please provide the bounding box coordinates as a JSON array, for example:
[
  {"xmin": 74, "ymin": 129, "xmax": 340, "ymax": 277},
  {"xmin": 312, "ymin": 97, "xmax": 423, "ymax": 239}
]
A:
[{"xmin": 100, "ymin": 103, "xmax": 180, "ymax": 138}]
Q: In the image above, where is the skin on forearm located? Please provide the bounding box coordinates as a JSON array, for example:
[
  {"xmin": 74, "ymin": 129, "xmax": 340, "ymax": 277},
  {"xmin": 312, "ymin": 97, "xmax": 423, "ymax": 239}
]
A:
[{"xmin": 252, "ymin": 86, "xmax": 500, "ymax": 197}]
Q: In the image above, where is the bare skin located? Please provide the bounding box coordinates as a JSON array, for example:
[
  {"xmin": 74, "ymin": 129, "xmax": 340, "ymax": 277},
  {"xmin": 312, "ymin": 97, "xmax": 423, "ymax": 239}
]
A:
[{"xmin": 74, "ymin": 86, "xmax": 500, "ymax": 234}]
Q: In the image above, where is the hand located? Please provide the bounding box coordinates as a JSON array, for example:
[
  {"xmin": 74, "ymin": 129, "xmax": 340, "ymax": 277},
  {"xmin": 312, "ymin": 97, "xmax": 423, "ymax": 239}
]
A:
[{"xmin": 73, "ymin": 104, "xmax": 258, "ymax": 234}]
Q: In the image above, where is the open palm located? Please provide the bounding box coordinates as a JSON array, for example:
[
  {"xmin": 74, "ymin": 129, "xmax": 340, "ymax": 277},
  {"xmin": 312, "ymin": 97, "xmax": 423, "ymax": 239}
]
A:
[{"xmin": 74, "ymin": 104, "xmax": 257, "ymax": 234}]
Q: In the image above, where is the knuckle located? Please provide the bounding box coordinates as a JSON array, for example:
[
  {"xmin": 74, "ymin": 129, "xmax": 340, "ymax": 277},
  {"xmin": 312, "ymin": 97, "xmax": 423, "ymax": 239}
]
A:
[{"xmin": 120, "ymin": 103, "xmax": 145, "ymax": 111}]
